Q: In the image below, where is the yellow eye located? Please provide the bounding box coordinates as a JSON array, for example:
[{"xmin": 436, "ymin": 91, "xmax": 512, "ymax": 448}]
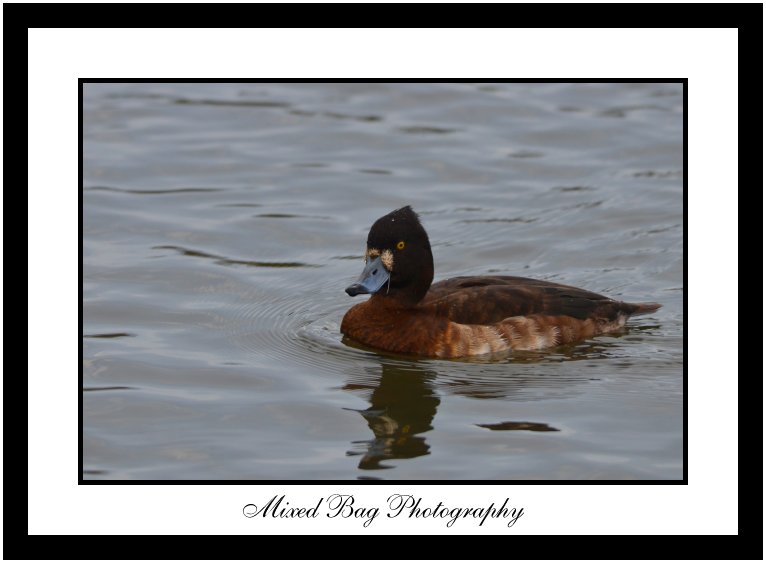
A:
[{"xmin": 396, "ymin": 241, "xmax": 405, "ymax": 250}]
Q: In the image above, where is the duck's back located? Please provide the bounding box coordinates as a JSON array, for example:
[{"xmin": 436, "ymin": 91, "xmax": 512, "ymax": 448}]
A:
[
  {"xmin": 414, "ymin": 276, "xmax": 661, "ymax": 355},
  {"xmin": 423, "ymin": 275, "xmax": 657, "ymax": 325}
]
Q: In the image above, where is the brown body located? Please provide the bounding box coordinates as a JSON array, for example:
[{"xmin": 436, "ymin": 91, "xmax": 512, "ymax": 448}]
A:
[
  {"xmin": 341, "ymin": 206, "xmax": 661, "ymax": 359},
  {"xmin": 342, "ymin": 275, "xmax": 660, "ymax": 358}
]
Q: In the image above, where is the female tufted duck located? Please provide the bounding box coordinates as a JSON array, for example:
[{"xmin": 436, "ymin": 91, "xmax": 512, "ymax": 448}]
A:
[{"xmin": 341, "ymin": 206, "xmax": 660, "ymax": 358}]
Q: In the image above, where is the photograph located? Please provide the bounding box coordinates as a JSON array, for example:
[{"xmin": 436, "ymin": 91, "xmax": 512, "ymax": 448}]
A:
[{"xmin": 82, "ymin": 81, "xmax": 684, "ymax": 481}]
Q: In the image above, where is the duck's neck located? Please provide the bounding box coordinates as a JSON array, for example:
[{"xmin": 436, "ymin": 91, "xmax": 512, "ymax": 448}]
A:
[
  {"xmin": 409, "ymin": 256, "xmax": 434, "ymax": 303},
  {"xmin": 374, "ymin": 252, "xmax": 433, "ymax": 307}
]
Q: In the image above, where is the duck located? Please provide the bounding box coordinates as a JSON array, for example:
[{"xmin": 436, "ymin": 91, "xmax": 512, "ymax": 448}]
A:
[{"xmin": 340, "ymin": 206, "xmax": 660, "ymax": 358}]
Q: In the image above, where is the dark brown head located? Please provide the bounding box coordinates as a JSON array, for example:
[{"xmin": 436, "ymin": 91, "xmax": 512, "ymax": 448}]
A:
[{"xmin": 345, "ymin": 206, "xmax": 434, "ymax": 305}]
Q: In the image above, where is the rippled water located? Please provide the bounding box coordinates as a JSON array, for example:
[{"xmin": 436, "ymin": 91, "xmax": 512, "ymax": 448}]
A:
[{"xmin": 83, "ymin": 82, "xmax": 683, "ymax": 480}]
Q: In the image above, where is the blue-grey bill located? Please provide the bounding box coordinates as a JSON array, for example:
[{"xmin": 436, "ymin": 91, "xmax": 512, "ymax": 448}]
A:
[{"xmin": 345, "ymin": 256, "xmax": 390, "ymax": 296}]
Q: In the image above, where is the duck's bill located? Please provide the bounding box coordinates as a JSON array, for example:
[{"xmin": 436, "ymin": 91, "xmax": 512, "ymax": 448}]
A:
[{"xmin": 345, "ymin": 256, "xmax": 390, "ymax": 296}]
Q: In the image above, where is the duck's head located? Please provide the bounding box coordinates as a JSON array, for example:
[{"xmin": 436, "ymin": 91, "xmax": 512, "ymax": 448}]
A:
[{"xmin": 345, "ymin": 206, "xmax": 434, "ymax": 305}]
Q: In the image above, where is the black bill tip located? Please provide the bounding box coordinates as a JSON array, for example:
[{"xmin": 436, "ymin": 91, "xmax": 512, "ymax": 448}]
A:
[{"xmin": 345, "ymin": 283, "xmax": 366, "ymax": 296}]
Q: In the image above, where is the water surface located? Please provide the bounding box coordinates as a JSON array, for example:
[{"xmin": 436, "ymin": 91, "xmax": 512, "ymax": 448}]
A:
[{"xmin": 83, "ymin": 82, "xmax": 683, "ymax": 480}]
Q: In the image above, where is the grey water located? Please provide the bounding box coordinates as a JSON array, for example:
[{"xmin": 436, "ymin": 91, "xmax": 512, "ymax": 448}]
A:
[{"xmin": 83, "ymin": 82, "xmax": 683, "ymax": 480}]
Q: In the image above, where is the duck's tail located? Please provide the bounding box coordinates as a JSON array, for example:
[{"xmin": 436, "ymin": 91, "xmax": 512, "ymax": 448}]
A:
[{"xmin": 624, "ymin": 301, "xmax": 662, "ymax": 316}]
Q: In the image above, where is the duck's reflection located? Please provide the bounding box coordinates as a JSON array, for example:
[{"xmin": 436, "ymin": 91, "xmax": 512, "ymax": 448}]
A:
[
  {"xmin": 344, "ymin": 362, "xmax": 439, "ymax": 470},
  {"xmin": 341, "ymin": 338, "xmax": 630, "ymax": 472}
]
